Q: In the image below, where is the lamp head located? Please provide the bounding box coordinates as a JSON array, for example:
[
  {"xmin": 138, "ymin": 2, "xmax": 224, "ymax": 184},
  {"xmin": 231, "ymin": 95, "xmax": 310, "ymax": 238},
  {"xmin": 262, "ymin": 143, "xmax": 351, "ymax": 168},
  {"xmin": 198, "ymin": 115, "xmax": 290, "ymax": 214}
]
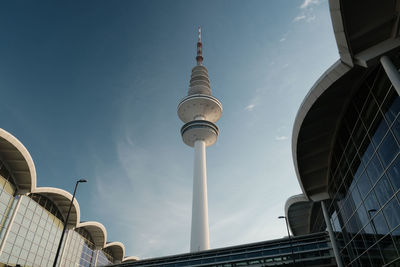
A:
[
  {"xmin": 78, "ymin": 179, "xmax": 87, "ymax": 183},
  {"xmin": 278, "ymin": 216, "xmax": 286, "ymax": 219}
]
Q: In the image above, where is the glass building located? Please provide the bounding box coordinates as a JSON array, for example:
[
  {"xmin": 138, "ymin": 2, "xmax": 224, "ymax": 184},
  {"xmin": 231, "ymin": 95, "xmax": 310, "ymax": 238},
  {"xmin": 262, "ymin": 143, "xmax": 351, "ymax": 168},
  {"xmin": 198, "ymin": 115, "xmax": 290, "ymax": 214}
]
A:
[
  {"xmin": 113, "ymin": 232, "xmax": 335, "ymax": 267},
  {"xmin": 0, "ymin": 128, "xmax": 138, "ymax": 266},
  {"xmin": 288, "ymin": 0, "xmax": 400, "ymax": 266}
]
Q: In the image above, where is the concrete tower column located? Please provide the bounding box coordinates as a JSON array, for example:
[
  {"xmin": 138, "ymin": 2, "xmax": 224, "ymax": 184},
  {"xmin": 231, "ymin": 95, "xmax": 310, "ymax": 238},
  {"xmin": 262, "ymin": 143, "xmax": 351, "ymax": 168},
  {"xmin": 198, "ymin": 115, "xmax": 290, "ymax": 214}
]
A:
[{"xmin": 191, "ymin": 140, "xmax": 209, "ymax": 251}]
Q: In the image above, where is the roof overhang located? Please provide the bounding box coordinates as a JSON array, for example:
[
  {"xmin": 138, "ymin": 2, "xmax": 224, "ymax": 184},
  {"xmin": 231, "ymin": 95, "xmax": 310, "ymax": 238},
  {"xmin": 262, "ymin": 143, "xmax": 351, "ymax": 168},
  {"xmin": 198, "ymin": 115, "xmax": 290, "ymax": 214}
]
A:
[
  {"xmin": 285, "ymin": 194, "xmax": 313, "ymax": 236},
  {"xmin": 32, "ymin": 187, "xmax": 80, "ymax": 228},
  {"xmin": 123, "ymin": 256, "xmax": 140, "ymax": 262},
  {"xmin": 330, "ymin": 0, "xmax": 400, "ymax": 67},
  {"xmin": 104, "ymin": 241, "xmax": 125, "ymax": 262},
  {"xmin": 76, "ymin": 221, "xmax": 107, "ymax": 249},
  {"xmin": 0, "ymin": 128, "xmax": 36, "ymax": 194}
]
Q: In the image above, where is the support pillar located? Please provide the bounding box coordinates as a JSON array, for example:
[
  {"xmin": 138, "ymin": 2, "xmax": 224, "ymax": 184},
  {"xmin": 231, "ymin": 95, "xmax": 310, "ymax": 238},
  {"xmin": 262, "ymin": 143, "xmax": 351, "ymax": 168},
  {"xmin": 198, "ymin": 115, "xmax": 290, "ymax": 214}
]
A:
[
  {"xmin": 381, "ymin": 55, "xmax": 400, "ymax": 96},
  {"xmin": 321, "ymin": 200, "xmax": 343, "ymax": 267},
  {"xmin": 0, "ymin": 195, "xmax": 21, "ymax": 255},
  {"xmin": 190, "ymin": 139, "xmax": 210, "ymax": 252}
]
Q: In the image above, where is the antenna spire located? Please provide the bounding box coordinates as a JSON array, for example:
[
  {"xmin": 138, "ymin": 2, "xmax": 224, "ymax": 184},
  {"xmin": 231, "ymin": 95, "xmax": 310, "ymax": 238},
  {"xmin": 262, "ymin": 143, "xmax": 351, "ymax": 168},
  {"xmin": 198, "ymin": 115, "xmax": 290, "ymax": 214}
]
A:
[{"xmin": 196, "ymin": 27, "xmax": 203, "ymax": 65}]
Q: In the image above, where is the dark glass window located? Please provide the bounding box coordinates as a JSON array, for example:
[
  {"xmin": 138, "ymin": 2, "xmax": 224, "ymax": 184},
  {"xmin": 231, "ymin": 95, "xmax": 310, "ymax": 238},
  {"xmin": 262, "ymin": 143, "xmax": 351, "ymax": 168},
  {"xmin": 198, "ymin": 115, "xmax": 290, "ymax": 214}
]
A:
[
  {"xmin": 366, "ymin": 154, "xmax": 383, "ymax": 185},
  {"xmin": 329, "ymin": 63, "xmax": 400, "ymax": 266},
  {"xmin": 374, "ymin": 176, "xmax": 394, "ymax": 206},
  {"xmin": 387, "ymin": 156, "xmax": 400, "ymax": 191},
  {"xmin": 384, "ymin": 197, "xmax": 400, "ymax": 231},
  {"xmin": 377, "ymin": 132, "xmax": 399, "ymax": 166}
]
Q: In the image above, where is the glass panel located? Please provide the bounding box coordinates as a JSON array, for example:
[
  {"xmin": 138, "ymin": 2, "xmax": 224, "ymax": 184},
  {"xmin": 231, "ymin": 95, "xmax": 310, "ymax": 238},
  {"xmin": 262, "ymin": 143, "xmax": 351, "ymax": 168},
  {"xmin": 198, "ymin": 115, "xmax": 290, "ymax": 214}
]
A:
[
  {"xmin": 366, "ymin": 154, "xmax": 383, "ymax": 185},
  {"xmin": 387, "ymin": 155, "xmax": 400, "ymax": 191},
  {"xmin": 374, "ymin": 175, "xmax": 394, "ymax": 206},
  {"xmin": 378, "ymin": 132, "xmax": 399, "ymax": 166}
]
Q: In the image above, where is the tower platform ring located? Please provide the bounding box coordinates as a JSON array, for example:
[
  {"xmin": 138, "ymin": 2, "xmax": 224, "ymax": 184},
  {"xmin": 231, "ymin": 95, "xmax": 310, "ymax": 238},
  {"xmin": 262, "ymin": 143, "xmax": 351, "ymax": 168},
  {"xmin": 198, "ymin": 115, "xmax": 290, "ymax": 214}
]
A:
[
  {"xmin": 177, "ymin": 94, "xmax": 222, "ymax": 123},
  {"xmin": 181, "ymin": 120, "xmax": 219, "ymax": 147}
]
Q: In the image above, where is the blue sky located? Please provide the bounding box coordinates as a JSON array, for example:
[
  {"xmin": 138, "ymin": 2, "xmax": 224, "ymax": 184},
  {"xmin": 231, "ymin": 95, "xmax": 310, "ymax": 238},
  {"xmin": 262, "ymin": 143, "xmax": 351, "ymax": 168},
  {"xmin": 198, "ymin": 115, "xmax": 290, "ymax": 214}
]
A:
[{"xmin": 0, "ymin": 0, "xmax": 339, "ymax": 258}]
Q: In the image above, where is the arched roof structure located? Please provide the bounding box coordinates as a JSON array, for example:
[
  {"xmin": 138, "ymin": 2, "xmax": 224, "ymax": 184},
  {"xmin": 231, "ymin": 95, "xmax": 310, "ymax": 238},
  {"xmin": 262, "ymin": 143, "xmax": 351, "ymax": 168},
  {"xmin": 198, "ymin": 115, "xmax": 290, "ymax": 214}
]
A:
[
  {"xmin": 0, "ymin": 128, "xmax": 36, "ymax": 194},
  {"xmin": 76, "ymin": 221, "xmax": 107, "ymax": 249},
  {"xmin": 285, "ymin": 194, "xmax": 313, "ymax": 236},
  {"xmin": 104, "ymin": 242, "xmax": 125, "ymax": 262},
  {"xmin": 292, "ymin": 0, "xmax": 400, "ymax": 201},
  {"xmin": 0, "ymin": 129, "xmax": 133, "ymax": 260},
  {"xmin": 123, "ymin": 256, "xmax": 140, "ymax": 262},
  {"xmin": 33, "ymin": 187, "xmax": 80, "ymax": 228}
]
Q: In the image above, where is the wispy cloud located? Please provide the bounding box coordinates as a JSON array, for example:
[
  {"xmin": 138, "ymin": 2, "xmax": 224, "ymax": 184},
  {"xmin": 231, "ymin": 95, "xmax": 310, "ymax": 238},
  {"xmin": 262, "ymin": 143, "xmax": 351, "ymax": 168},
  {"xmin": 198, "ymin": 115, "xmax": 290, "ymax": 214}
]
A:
[
  {"xmin": 279, "ymin": 37, "xmax": 286, "ymax": 42},
  {"xmin": 275, "ymin": 135, "xmax": 288, "ymax": 141},
  {"xmin": 294, "ymin": 0, "xmax": 320, "ymax": 23},
  {"xmin": 300, "ymin": 0, "xmax": 320, "ymax": 9},
  {"xmin": 245, "ymin": 104, "xmax": 256, "ymax": 111},
  {"xmin": 293, "ymin": 15, "xmax": 306, "ymax": 22}
]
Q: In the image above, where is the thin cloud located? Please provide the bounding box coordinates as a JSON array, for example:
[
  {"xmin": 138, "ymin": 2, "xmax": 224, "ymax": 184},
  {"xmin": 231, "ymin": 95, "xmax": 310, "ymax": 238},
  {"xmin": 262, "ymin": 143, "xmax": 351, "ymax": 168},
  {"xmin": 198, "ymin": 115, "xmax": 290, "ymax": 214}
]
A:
[
  {"xmin": 245, "ymin": 104, "xmax": 256, "ymax": 111},
  {"xmin": 275, "ymin": 136, "xmax": 288, "ymax": 141},
  {"xmin": 279, "ymin": 37, "xmax": 286, "ymax": 42},
  {"xmin": 300, "ymin": 0, "xmax": 320, "ymax": 9},
  {"xmin": 293, "ymin": 15, "xmax": 306, "ymax": 22}
]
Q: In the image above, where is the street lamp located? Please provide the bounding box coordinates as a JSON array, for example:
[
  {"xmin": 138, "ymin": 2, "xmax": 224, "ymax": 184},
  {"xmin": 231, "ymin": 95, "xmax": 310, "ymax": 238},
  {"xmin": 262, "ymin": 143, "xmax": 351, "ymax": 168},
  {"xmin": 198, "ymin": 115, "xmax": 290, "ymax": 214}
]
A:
[
  {"xmin": 53, "ymin": 179, "xmax": 87, "ymax": 267},
  {"xmin": 278, "ymin": 216, "xmax": 296, "ymax": 266}
]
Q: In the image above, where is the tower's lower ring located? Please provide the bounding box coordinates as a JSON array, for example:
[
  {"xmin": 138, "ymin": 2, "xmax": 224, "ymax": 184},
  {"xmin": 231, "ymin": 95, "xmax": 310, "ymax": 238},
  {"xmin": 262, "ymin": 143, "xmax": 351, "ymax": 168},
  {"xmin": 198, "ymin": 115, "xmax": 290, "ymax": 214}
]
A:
[{"xmin": 181, "ymin": 120, "xmax": 219, "ymax": 147}]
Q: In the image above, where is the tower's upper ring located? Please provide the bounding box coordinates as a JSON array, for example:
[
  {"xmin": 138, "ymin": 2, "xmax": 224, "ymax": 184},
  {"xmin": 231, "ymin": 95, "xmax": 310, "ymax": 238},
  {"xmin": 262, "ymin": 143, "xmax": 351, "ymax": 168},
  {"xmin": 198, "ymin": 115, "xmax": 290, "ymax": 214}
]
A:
[
  {"xmin": 181, "ymin": 120, "xmax": 219, "ymax": 147},
  {"xmin": 178, "ymin": 94, "xmax": 222, "ymax": 123}
]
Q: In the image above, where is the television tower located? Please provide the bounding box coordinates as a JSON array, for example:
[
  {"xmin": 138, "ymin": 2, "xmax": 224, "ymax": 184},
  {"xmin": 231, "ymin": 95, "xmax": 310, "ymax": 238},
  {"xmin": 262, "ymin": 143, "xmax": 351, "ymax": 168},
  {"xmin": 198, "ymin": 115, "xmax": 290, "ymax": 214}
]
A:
[{"xmin": 177, "ymin": 27, "xmax": 222, "ymax": 252}]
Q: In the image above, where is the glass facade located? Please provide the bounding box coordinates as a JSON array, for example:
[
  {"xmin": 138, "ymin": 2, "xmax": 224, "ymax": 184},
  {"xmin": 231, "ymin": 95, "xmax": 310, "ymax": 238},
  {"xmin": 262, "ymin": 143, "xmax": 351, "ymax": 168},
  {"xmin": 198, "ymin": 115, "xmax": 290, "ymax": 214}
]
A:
[
  {"xmin": 61, "ymin": 228, "xmax": 96, "ymax": 267},
  {"xmin": 97, "ymin": 248, "xmax": 115, "ymax": 266},
  {"xmin": 0, "ymin": 162, "xmax": 17, "ymax": 246},
  {"xmin": 0, "ymin": 194, "xmax": 64, "ymax": 266},
  {"xmin": 326, "ymin": 65, "xmax": 400, "ymax": 266}
]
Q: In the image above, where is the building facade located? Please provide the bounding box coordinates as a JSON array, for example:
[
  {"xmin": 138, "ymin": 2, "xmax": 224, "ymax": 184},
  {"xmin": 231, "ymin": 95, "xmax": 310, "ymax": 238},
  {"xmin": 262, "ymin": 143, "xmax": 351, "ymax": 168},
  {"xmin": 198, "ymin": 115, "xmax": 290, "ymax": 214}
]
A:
[
  {"xmin": 287, "ymin": 0, "xmax": 400, "ymax": 266},
  {"xmin": 113, "ymin": 232, "xmax": 335, "ymax": 267},
  {"xmin": 0, "ymin": 128, "xmax": 138, "ymax": 266}
]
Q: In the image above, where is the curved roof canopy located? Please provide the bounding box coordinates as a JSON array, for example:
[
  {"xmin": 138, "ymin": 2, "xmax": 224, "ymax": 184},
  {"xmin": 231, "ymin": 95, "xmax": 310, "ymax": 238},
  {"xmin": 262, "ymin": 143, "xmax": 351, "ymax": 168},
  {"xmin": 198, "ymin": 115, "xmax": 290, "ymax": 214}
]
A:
[
  {"xmin": 293, "ymin": 0, "xmax": 400, "ymax": 201},
  {"xmin": 123, "ymin": 256, "xmax": 140, "ymax": 262},
  {"xmin": 104, "ymin": 242, "xmax": 125, "ymax": 262},
  {"xmin": 77, "ymin": 221, "xmax": 107, "ymax": 248},
  {"xmin": 285, "ymin": 194, "xmax": 313, "ymax": 236},
  {"xmin": 0, "ymin": 128, "xmax": 36, "ymax": 194},
  {"xmin": 33, "ymin": 187, "xmax": 80, "ymax": 227}
]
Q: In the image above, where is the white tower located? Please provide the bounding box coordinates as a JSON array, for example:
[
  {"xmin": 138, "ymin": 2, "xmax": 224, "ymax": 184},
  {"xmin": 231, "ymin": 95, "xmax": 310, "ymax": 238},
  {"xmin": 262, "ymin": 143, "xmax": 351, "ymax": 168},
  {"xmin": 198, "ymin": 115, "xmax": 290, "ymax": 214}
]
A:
[{"xmin": 177, "ymin": 28, "xmax": 222, "ymax": 252}]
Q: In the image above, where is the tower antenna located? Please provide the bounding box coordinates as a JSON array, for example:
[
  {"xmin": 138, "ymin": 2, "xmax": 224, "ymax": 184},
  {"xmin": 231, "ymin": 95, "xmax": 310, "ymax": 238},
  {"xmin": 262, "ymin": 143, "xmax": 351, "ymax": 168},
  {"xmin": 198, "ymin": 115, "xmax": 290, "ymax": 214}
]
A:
[{"xmin": 196, "ymin": 26, "xmax": 203, "ymax": 65}]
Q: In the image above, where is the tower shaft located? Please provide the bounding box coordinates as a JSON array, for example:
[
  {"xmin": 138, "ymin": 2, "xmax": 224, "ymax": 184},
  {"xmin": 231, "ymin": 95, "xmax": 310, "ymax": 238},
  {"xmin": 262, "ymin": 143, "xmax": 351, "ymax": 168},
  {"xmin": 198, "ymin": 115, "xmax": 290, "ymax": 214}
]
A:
[
  {"xmin": 178, "ymin": 28, "xmax": 222, "ymax": 253},
  {"xmin": 190, "ymin": 140, "xmax": 210, "ymax": 252}
]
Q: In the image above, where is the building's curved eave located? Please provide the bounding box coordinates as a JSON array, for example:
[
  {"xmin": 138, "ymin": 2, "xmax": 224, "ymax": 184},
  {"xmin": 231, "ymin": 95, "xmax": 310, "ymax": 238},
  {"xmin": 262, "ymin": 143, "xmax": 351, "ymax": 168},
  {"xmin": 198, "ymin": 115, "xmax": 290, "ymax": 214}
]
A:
[
  {"xmin": 32, "ymin": 187, "xmax": 80, "ymax": 228},
  {"xmin": 0, "ymin": 128, "xmax": 37, "ymax": 194},
  {"xmin": 104, "ymin": 241, "xmax": 125, "ymax": 261},
  {"xmin": 76, "ymin": 221, "xmax": 107, "ymax": 249}
]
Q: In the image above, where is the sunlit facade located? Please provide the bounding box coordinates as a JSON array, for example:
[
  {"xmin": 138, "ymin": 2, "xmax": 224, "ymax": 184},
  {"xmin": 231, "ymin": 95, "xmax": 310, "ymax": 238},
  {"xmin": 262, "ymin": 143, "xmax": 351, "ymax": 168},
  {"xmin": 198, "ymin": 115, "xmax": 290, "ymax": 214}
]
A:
[{"xmin": 0, "ymin": 128, "xmax": 137, "ymax": 266}]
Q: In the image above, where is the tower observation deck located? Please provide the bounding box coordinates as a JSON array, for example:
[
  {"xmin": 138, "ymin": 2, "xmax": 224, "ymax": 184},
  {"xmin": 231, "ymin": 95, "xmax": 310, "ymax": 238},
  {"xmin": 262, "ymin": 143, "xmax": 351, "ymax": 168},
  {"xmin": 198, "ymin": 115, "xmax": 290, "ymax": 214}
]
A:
[{"xmin": 177, "ymin": 28, "xmax": 222, "ymax": 252}]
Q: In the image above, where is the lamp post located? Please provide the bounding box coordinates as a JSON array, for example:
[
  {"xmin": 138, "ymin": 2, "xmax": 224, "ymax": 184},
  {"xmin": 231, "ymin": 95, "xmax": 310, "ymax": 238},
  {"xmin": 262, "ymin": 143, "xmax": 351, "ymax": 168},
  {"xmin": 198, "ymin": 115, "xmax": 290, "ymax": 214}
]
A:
[
  {"xmin": 278, "ymin": 216, "xmax": 295, "ymax": 266},
  {"xmin": 53, "ymin": 179, "xmax": 87, "ymax": 267}
]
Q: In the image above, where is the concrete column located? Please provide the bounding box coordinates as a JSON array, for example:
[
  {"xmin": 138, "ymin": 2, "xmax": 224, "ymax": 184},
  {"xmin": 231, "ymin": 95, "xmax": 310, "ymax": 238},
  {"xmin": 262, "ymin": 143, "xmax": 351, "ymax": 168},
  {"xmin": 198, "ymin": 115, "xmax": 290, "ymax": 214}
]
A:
[
  {"xmin": 58, "ymin": 229, "xmax": 71, "ymax": 266},
  {"xmin": 321, "ymin": 200, "xmax": 343, "ymax": 267},
  {"xmin": 381, "ymin": 55, "xmax": 400, "ymax": 96},
  {"xmin": 94, "ymin": 250, "xmax": 99, "ymax": 266},
  {"xmin": 190, "ymin": 139, "xmax": 210, "ymax": 252},
  {"xmin": 0, "ymin": 195, "xmax": 22, "ymax": 255}
]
